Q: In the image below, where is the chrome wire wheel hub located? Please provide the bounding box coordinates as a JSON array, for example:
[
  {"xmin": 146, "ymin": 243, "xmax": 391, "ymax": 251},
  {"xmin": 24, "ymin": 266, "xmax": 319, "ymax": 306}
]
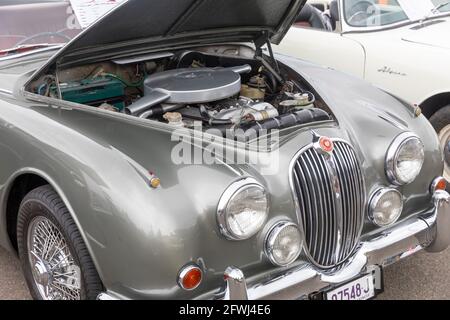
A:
[
  {"xmin": 438, "ymin": 124, "xmax": 450, "ymax": 181},
  {"xmin": 27, "ymin": 216, "xmax": 81, "ymax": 300},
  {"xmin": 32, "ymin": 260, "xmax": 51, "ymax": 287}
]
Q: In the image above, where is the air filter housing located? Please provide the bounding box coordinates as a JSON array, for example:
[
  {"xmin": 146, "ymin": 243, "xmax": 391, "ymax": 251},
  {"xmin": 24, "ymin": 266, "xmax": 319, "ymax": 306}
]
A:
[{"xmin": 125, "ymin": 65, "xmax": 251, "ymax": 115}]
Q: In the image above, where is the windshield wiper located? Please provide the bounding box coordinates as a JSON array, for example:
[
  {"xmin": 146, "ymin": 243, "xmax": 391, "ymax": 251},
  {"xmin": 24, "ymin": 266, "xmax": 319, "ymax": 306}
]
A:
[
  {"xmin": 432, "ymin": 1, "xmax": 450, "ymax": 12},
  {"xmin": 0, "ymin": 43, "xmax": 62, "ymax": 57},
  {"xmin": 420, "ymin": 1, "xmax": 450, "ymax": 23}
]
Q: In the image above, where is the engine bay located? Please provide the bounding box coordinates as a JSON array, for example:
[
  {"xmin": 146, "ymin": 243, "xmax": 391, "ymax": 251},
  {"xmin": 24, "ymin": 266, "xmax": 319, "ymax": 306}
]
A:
[{"xmin": 29, "ymin": 47, "xmax": 332, "ymax": 140}]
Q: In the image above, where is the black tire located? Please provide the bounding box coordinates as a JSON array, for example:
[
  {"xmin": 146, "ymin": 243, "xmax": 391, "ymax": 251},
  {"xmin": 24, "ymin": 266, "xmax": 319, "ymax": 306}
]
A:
[
  {"xmin": 17, "ymin": 185, "xmax": 103, "ymax": 300},
  {"xmin": 429, "ymin": 105, "xmax": 450, "ymax": 133}
]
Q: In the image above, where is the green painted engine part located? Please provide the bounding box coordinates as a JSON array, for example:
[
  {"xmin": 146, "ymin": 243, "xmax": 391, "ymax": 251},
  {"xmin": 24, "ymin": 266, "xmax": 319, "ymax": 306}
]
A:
[{"xmin": 56, "ymin": 77, "xmax": 126, "ymax": 111}]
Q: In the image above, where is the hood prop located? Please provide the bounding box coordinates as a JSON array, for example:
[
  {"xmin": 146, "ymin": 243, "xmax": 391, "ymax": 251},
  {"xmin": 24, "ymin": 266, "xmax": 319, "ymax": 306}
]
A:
[{"xmin": 254, "ymin": 31, "xmax": 283, "ymax": 83}]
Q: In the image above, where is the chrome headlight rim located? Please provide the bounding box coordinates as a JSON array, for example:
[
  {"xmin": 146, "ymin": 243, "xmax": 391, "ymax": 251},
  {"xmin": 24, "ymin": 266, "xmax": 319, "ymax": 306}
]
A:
[
  {"xmin": 217, "ymin": 177, "xmax": 269, "ymax": 241},
  {"xmin": 264, "ymin": 221, "xmax": 302, "ymax": 267},
  {"xmin": 385, "ymin": 132, "xmax": 424, "ymax": 186},
  {"xmin": 368, "ymin": 187, "xmax": 403, "ymax": 227}
]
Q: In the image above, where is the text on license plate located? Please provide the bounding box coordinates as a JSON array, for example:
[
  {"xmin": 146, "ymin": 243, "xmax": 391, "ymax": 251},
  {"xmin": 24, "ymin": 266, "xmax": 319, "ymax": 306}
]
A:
[{"xmin": 326, "ymin": 274, "xmax": 375, "ymax": 300}]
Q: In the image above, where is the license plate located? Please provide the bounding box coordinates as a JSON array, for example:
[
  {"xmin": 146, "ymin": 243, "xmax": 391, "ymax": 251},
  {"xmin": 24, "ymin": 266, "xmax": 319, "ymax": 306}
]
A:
[{"xmin": 326, "ymin": 274, "xmax": 375, "ymax": 300}]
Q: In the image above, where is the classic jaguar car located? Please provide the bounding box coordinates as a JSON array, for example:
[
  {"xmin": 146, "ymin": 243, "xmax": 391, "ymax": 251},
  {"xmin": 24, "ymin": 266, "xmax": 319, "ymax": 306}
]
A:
[
  {"xmin": 0, "ymin": 0, "xmax": 448, "ymax": 300},
  {"xmin": 275, "ymin": 0, "xmax": 450, "ymax": 180}
]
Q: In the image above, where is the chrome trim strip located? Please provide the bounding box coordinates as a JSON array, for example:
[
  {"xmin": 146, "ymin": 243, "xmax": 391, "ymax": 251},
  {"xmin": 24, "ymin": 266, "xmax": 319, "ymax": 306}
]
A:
[
  {"xmin": 323, "ymin": 149, "xmax": 343, "ymax": 263},
  {"xmin": 0, "ymin": 88, "xmax": 13, "ymax": 97},
  {"xmin": 0, "ymin": 46, "xmax": 62, "ymax": 62}
]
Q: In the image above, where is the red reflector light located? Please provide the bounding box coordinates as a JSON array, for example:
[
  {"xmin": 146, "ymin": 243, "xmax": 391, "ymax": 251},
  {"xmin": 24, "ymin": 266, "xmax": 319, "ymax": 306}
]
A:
[
  {"xmin": 431, "ymin": 176, "xmax": 447, "ymax": 193},
  {"xmin": 178, "ymin": 265, "xmax": 202, "ymax": 290}
]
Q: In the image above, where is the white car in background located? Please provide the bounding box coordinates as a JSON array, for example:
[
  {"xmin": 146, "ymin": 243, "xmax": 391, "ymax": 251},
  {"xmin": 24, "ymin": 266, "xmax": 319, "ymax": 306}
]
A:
[{"xmin": 276, "ymin": 0, "xmax": 450, "ymax": 178}]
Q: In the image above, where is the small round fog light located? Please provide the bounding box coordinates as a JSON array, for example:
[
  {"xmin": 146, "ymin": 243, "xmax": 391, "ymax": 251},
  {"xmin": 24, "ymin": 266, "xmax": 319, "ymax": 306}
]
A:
[
  {"xmin": 265, "ymin": 221, "xmax": 302, "ymax": 267},
  {"xmin": 369, "ymin": 188, "xmax": 403, "ymax": 227},
  {"xmin": 178, "ymin": 264, "xmax": 202, "ymax": 290}
]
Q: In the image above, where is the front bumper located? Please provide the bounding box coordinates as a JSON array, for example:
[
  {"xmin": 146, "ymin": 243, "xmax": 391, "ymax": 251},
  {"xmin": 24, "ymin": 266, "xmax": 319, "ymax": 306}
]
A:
[
  {"xmin": 215, "ymin": 190, "xmax": 450, "ymax": 300},
  {"xmin": 98, "ymin": 190, "xmax": 450, "ymax": 300}
]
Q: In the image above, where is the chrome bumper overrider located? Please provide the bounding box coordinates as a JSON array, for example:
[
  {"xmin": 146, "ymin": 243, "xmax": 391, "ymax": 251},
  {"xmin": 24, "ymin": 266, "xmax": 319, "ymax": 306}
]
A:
[
  {"xmin": 216, "ymin": 190, "xmax": 450, "ymax": 300},
  {"xmin": 97, "ymin": 191, "xmax": 450, "ymax": 300}
]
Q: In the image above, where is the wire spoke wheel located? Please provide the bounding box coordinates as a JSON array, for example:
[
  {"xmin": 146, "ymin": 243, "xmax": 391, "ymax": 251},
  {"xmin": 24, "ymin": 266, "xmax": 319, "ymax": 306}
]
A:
[{"xmin": 27, "ymin": 216, "xmax": 81, "ymax": 300}]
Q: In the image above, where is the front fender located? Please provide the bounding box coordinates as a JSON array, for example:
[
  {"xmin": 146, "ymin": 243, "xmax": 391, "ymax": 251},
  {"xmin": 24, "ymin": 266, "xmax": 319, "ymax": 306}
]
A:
[{"xmin": 0, "ymin": 99, "xmax": 279, "ymax": 299}]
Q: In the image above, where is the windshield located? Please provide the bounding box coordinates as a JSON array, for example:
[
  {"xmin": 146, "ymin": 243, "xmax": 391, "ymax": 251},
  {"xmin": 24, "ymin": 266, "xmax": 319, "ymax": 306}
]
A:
[
  {"xmin": 0, "ymin": 0, "xmax": 128, "ymax": 55},
  {"xmin": 343, "ymin": 0, "xmax": 450, "ymax": 27},
  {"xmin": 0, "ymin": 0, "xmax": 82, "ymax": 54}
]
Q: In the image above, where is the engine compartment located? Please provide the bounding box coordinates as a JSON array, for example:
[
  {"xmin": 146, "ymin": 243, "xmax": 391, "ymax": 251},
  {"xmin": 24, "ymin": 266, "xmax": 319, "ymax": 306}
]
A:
[{"xmin": 29, "ymin": 47, "xmax": 332, "ymax": 140}]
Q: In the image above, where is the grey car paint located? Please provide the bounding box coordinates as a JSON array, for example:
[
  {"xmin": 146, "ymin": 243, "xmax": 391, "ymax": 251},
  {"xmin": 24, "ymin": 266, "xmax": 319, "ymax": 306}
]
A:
[
  {"xmin": 34, "ymin": 0, "xmax": 306, "ymax": 70},
  {"xmin": 0, "ymin": 41, "xmax": 442, "ymax": 298}
]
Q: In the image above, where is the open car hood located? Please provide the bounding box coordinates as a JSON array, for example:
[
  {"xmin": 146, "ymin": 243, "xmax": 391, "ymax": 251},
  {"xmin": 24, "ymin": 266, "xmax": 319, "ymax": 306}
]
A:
[{"xmin": 51, "ymin": 0, "xmax": 305, "ymax": 67}]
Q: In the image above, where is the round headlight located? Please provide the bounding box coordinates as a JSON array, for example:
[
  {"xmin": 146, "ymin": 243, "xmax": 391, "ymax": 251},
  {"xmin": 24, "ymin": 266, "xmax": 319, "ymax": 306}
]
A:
[
  {"xmin": 369, "ymin": 188, "xmax": 403, "ymax": 227},
  {"xmin": 386, "ymin": 132, "xmax": 424, "ymax": 185},
  {"xmin": 265, "ymin": 221, "xmax": 302, "ymax": 266},
  {"xmin": 217, "ymin": 178, "xmax": 268, "ymax": 240}
]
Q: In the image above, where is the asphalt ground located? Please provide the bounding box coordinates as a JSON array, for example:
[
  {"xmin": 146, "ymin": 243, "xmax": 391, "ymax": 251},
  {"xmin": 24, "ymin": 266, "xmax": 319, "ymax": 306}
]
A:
[{"xmin": 0, "ymin": 245, "xmax": 449, "ymax": 300}]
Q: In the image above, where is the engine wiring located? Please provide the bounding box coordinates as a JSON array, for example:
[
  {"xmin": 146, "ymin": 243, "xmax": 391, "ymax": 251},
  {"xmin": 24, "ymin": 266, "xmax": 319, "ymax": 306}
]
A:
[{"xmin": 31, "ymin": 48, "xmax": 326, "ymax": 139}]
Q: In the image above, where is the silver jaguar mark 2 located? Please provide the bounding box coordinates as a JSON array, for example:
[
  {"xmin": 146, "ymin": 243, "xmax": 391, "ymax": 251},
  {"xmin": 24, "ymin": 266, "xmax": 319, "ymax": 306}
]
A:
[{"xmin": 0, "ymin": 0, "xmax": 448, "ymax": 300}]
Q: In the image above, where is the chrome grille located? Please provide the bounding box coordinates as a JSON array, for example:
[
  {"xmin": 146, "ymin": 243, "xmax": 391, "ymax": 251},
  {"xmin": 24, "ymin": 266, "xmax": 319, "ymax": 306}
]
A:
[{"xmin": 290, "ymin": 140, "xmax": 365, "ymax": 268}]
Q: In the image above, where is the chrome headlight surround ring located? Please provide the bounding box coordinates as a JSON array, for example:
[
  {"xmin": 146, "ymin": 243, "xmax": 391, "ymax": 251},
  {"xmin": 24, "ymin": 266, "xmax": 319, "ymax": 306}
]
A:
[
  {"xmin": 385, "ymin": 132, "xmax": 425, "ymax": 186},
  {"xmin": 368, "ymin": 187, "xmax": 404, "ymax": 227},
  {"xmin": 264, "ymin": 221, "xmax": 302, "ymax": 267},
  {"xmin": 217, "ymin": 177, "xmax": 269, "ymax": 241}
]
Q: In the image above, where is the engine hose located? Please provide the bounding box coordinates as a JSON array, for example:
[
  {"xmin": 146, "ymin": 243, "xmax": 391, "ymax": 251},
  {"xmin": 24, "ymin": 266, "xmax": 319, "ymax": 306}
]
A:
[
  {"xmin": 236, "ymin": 108, "xmax": 331, "ymax": 139},
  {"xmin": 260, "ymin": 70, "xmax": 278, "ymax": 93},
  {"xmin": 181, "ymin": 114, "xmax": 233, "ymax": 125},
  {"xmin": 138, "ymin": 104, "xmax": 184, "ymax": 118}
]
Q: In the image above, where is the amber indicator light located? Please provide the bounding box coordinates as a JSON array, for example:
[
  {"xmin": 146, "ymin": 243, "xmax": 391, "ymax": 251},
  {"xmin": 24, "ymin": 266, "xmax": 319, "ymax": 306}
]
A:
[
  {"xmin": 432, "ymin": 177, "xmax": 447, "ymax": 192},
  {"xmin": 178, "ymin": 265, "xmax": 202, "ymax": 290}
]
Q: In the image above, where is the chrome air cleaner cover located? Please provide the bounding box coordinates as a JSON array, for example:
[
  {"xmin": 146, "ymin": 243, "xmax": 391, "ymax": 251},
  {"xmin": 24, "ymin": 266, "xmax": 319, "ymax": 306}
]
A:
[
  {"xmin": 144, "ymin": 67, "xmax": 244, "ymax": 104},
  {"xmin": 125, "ymin": 65, "xmax": 251, "ymax": 116}
]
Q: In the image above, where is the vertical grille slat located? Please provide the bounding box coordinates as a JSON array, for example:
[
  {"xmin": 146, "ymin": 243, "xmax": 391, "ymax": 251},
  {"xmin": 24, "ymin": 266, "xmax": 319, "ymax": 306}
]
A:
[
  {"xmin": 310, "ymin": 149, "xmax": 334, "ymax": 265},
  {"xmin": 332, "ymin": 145, "xmax": 351, "ymax": 261},
  {"xmin": 307, "ymin": 150, "xmax": 328, "ymax": 263},
  {"xmin": 302, "ymin": 151, "xmax": 322, "ymax": 256},
  {"xmin": 294, "ymin": 163, "xmax": 313, "ymax": 247},
  {"xmin": 336, "ymin": 143, "xmax": 356, "ymax": 258},
  {"xmin": 341, "ymin": 144, "xmax": 358, "ymax": 255},
  {"xmin": 291, "ymin": 140, "xmax": 365, "ymax": 268},
  {"xmin": 345, "ymin": 144, "xmax": 365, "ymax": 246}
]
